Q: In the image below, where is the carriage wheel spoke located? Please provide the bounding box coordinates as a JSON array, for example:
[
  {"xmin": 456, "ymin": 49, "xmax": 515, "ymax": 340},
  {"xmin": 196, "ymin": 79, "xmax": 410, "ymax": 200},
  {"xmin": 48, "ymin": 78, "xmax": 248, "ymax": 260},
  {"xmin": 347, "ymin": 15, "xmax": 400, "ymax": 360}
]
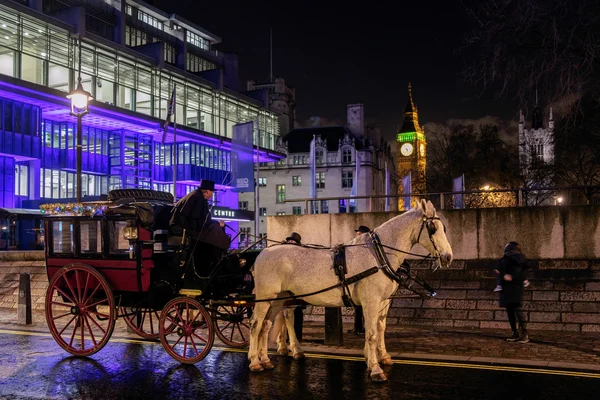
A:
[
  {"xmin": 237, "ymin": 324, "xmax": 247, "ymax": 342},
  {"xmin": 68, "ymin": 317, "xmax": 79, "ymax": 347},
  {"xmin": 57, "ymin": 314, "xmax": 77, "ymax": 336},
  {"xmin": 169, "ymin": 334, "xmax": 183, "ymax": 350},
  {"xmin": 86, "ymin": 296, "xmax": 109, "ymax": 310},
  {"xmin": 52, "ymin": 311, "xmax": 73, "ymax": 321},
  {"xmin": 183, "ymin": 336, "xmax": 188, "ymax": 357},
  {"xmin": 88, "ymin": 309, "xmax": 111, "ymax": 320},
  {"xmin": 54, "ymin": 285, "xmax": 76, "ymax": 305},
  {"xmin": 63, "ymin": 275, "xmax": 80, "ymax": 305},
  {"xmin": 82, "ymin": 283, "xmax": 102, "ymax": 307},
  {"xmin": 82, "ymin": 271, "xmax": 91, "ymax": 303},
  {"xmin": 138, "ymin": 310, "xmax": 147, "ymax": 329},
  {"xmin": 51, "ymin": 300, "xmax": 73, "ymax": 308},
  {"xmin": 83, "ymin": 314, "xmax": 98, "ymax": 346},
  {"xmin": 75, "ymin": 270, "xmax": 82, "ymax": 304},
  {"xmin": 220, "ymin": 321, "xmax": 233, "ymax": 331},
  {"xmin": 80, "ymin": 315, "xmax": 85, "ymax": 350},
  {"xmin": 192, "ymin": 332, "xmax": 208, "ymax": 344},
  {"xmin": 190, "ymin": 335, "xmax": 200, "ymax": 355},
  {"xmin": 86, "ymin": 311, "xmax": 107, "ymax": 334}
]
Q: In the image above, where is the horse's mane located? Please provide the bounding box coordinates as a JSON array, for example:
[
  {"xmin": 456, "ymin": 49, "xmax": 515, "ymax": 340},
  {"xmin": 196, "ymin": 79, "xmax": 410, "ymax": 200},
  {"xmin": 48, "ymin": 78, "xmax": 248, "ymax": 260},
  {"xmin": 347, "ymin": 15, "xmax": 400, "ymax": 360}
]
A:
[{"xmin": 348, "ymin": 206, "xmax": 422, "ymax": 246}]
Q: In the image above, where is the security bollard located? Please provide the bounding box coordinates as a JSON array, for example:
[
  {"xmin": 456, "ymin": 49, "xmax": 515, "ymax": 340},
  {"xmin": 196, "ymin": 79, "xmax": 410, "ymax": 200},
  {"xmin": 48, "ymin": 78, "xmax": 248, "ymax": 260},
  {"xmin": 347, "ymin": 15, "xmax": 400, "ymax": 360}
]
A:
[
  {"xmin": 324, "ymin": 307, "xmax": 343, "ymax": 346},
  {"xmin": 18, "ymin": 273, "xmax": 32, "ymax": 325}
]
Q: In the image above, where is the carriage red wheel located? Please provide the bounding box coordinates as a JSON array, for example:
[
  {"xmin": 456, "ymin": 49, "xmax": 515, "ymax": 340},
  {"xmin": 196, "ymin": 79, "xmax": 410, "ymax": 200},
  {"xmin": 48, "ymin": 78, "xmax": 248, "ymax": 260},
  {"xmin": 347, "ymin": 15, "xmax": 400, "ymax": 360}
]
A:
[
  {"xmin": 214, "ymin": 305, "xmax": 252, "ymax": 348},
  {"xmin": 159, "ymin": 297, "xmax": 214, "ymax": 364},
  {"xmin": 121, "ymin": 307, "xmax": 161, "ymax": 340},
  {"xmin": 45, "ymin": 263, "xmax": 115, "ymax": 356}
]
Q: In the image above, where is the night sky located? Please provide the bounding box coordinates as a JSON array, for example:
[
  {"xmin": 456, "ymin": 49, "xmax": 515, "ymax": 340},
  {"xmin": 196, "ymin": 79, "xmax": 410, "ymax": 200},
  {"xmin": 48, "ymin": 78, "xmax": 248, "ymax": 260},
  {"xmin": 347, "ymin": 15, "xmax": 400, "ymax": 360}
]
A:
[{"xmin": 150, "ymin": 0, "xmax": 518, "ymax": 145}]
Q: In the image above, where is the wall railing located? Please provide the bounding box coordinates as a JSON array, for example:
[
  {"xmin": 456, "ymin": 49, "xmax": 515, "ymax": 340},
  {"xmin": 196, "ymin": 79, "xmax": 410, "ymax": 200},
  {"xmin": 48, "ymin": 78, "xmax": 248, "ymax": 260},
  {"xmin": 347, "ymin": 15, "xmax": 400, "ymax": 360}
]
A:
[{"xmin": 284, "ymin": 185, "xmax": 600, "ymax": 213}]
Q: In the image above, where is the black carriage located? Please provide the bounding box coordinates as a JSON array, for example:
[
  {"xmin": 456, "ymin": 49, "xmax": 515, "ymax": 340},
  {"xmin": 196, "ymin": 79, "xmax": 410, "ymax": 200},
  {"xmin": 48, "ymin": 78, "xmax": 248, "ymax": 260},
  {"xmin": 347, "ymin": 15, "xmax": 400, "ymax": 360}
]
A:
[{"xmin": 42, "ymin": 189, "xmax": 258, "ymax": 363}]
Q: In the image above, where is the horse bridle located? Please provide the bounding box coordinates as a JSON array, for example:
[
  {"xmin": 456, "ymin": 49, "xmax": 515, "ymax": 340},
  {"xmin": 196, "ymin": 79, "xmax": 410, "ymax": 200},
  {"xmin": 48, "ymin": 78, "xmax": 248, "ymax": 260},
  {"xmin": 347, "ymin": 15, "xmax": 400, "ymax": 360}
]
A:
[{"xmin": 415, "ymin": 215, "xmax": 446, "ymax": 265}]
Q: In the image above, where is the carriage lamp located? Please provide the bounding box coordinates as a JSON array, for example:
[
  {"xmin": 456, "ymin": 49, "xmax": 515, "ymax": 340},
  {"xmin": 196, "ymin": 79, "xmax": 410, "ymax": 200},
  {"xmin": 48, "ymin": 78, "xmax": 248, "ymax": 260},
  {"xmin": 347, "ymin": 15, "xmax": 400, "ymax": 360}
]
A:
[{"xmin": 123, "ymin": 226, "xmax": 138, "ymax": 240}]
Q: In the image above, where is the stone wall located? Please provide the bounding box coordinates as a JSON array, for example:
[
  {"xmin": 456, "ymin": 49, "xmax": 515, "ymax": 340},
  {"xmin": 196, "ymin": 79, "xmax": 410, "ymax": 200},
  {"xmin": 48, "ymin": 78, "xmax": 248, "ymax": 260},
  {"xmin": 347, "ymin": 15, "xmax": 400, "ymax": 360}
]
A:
[
  {"xmin": 0, "ymin": 251, "xmax": 46, "ymax": 310},
  {"xmin": 268, "ymin": 206, "xmax": 600, "ymax": 332}
]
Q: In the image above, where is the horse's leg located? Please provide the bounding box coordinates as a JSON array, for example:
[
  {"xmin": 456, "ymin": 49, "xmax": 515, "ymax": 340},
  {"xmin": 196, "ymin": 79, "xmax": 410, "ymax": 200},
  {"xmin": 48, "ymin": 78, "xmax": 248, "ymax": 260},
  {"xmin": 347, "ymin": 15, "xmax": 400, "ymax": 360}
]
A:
[
  {"xmin": 363, "ymin": 301, "xmax": 387, "ymax": 382},
  {"xmin": 258, "ymin": 300, "xmax": 285, "ymax": 369},
  {"xmin": 258, "ymin": 318, "xmax": 275, "ymax": 369},
  {"xmin": 248, "ymin": 301, "xmax": 270, "ymax": 372},
  {"xmin": 282, "ymin": 307, "xmax": 305, "ymax": 359},
  {"xmin": 377, "ymin": 300, "xmax": 393, "ymax": 365},
  {"xmin": 274, "ymin": 310, "xmax": 289, "ymax": 355}
]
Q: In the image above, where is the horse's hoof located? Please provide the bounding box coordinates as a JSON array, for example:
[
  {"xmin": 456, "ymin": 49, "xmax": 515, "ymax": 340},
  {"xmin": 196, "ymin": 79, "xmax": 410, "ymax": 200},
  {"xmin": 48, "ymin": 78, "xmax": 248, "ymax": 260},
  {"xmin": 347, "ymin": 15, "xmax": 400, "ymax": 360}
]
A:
[
  {"xmin": 380, "ymin": 356, "xmax": 393, "ymax": 366},
  {"xmin": 277, "ymin": 349, "xmax": 289, "ymax": 356},
  {"xmin": 261, "ymin": 360, "xmax": 275, "ymax": 369},
  {"xmin": 249, "ymin": 363, "xmax": 264, "ymax": 372},
  {"xmin": 293, "ymin": 352, "xmax": 305, "ymax": 360},
  {"xmin": 370, "ymin": 372, "xmax": 388, "ymax": 382}
]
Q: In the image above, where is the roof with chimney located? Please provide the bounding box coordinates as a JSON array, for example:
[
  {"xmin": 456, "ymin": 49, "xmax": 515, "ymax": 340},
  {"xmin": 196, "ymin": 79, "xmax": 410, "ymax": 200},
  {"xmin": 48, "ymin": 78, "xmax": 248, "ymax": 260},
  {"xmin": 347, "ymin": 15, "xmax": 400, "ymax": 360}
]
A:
[{"xmin": 282, "ymin": 126, "xmax": 365, "ymax": 153}]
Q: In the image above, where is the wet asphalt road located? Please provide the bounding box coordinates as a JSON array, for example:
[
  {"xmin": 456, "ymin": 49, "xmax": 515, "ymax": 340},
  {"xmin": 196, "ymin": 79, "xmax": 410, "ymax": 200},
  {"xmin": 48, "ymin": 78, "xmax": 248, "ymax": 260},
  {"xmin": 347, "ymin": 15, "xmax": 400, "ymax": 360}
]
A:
[{"xmin": 0, "ymin": 331, "xmax": 599, "ymax": 400}]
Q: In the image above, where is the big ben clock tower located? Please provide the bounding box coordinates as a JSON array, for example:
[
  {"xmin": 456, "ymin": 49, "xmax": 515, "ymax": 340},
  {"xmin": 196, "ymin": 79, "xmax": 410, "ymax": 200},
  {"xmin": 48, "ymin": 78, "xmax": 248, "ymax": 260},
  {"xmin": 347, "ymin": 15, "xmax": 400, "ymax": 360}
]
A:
[{"xmin": 396, "ymin": 82, "xmax": 426, "ymax": 210}]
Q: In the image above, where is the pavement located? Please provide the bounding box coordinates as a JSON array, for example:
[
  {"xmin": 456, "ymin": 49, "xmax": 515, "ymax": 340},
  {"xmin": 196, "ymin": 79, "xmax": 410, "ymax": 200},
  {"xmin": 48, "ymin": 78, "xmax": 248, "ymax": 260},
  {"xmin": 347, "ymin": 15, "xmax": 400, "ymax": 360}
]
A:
[{"xmin": 2, "ymin": 308, "xmax": 600, "ymax": 373}]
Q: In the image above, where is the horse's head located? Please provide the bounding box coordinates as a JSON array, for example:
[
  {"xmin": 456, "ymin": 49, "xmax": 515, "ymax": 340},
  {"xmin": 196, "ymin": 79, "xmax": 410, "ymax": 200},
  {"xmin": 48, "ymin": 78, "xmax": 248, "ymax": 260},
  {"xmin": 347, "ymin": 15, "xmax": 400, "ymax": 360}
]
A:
[{"xmin": 413, "ymin": 199, "xmax": 453, "ymax": 268}]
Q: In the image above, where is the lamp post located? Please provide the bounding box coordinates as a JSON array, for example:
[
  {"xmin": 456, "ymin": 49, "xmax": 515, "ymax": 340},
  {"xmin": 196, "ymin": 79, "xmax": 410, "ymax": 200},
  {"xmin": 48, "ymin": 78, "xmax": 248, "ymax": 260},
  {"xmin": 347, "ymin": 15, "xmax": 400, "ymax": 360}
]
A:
[{"xmin": 67, "ymin": 38, "xmax": 93, "ymax": 203}]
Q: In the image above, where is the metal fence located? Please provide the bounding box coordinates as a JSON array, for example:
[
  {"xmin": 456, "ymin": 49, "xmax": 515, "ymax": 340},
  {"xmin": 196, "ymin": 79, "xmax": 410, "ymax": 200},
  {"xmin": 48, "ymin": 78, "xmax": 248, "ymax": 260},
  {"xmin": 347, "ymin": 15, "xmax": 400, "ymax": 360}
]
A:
[{"xmin": 284, "ymin": 185, "xmax": 600, "ymax": 214}]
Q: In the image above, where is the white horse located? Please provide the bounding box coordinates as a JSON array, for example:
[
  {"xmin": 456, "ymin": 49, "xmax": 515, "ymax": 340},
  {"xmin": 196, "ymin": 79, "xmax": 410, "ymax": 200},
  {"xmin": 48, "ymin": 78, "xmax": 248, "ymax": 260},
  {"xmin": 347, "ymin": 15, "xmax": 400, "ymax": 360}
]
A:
[{"xmin": 248, "ymin": 199, "xmax": 453, "ymax": 381}]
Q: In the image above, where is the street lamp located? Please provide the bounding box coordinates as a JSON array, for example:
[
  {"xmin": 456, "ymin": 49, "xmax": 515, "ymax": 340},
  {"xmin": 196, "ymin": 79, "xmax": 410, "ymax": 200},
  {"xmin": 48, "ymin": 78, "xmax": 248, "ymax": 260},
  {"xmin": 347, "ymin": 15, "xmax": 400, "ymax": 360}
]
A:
[{"xmin": 67, "ymin": 38, "xmax": 93, "ymax": 203}]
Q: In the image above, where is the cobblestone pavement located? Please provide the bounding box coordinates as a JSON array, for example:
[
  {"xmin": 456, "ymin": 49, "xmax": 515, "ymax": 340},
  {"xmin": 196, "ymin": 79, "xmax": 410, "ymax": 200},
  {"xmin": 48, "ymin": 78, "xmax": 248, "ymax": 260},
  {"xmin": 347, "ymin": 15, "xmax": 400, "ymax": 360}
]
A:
[{"xmin": 2, "ymin": 308, "xmax": 600, "ymax": 371}]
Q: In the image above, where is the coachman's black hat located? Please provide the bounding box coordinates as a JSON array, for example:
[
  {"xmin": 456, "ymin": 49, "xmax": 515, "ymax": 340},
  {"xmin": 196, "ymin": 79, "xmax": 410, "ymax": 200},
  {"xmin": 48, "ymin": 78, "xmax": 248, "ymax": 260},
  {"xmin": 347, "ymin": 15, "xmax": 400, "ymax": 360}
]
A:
[
  {"xmin": 355, "ymin": 225, "xmax": 371, "ymax": 233},
  {"xmin": 199, "ymin": 179, "xmax": 215, "ymax": 191},
  {"xmin": 286, "ymin": 232, "xmax": 302, "ymax": 244}
]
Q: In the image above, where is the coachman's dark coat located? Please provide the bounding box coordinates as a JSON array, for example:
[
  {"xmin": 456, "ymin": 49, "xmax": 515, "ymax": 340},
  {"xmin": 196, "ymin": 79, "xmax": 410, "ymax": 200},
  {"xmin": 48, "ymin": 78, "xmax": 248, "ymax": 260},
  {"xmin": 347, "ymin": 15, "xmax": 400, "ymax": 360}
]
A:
[{"xmin": 169, "ymin": 189, "xmax": 230, "ymax": 250}]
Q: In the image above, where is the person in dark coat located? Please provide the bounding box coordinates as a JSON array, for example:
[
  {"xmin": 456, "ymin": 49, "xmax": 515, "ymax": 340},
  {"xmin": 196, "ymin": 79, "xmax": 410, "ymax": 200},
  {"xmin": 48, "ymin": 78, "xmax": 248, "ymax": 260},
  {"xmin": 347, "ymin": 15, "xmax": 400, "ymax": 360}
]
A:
[
  {"xmin": 169, "ymin": 179, "xmax": 230, "ymax": 279},
  {"xmin": 498, "ymin": 241, "xmax": 530, "ymax": 343}
]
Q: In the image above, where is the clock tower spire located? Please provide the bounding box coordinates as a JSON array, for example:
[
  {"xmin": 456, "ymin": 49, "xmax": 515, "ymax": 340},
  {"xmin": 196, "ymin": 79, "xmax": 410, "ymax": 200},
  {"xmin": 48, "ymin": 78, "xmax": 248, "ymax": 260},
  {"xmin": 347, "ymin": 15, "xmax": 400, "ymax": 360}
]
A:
[{"xmin": 396, "ymin": 82, "xmax": 426, "ymax": 210}]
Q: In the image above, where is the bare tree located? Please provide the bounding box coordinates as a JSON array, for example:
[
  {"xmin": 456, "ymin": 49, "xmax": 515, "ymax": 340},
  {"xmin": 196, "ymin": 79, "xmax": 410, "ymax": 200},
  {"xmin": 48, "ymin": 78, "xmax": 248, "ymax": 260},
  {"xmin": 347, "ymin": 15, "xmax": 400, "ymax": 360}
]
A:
[{"xmin": 462, "ymin": 0, "xmax": 600, "ymax": 111}]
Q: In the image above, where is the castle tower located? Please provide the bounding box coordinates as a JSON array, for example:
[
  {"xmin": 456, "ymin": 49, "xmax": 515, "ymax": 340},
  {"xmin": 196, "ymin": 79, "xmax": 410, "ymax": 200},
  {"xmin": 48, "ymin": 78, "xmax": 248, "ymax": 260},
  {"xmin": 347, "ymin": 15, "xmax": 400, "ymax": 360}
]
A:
[{"xmin": 396, "ymin": 82, "xmax": 426, "ymax": 210}]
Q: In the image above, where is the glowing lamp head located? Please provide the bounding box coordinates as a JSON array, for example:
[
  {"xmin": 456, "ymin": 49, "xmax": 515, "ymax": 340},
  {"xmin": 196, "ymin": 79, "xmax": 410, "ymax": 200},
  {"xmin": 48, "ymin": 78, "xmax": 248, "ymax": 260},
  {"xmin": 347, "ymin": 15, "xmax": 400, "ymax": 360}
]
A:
[
  {"xmin": 67, "ymin": 80, "xmax": 93, "ymax": 116},
  {"xmin": 482, "ymin": 185, "xmax": 490, "ymax": 191},
  {"xmin": 557, "ymin": 196, "xmax": 563, "ymax": 204}
]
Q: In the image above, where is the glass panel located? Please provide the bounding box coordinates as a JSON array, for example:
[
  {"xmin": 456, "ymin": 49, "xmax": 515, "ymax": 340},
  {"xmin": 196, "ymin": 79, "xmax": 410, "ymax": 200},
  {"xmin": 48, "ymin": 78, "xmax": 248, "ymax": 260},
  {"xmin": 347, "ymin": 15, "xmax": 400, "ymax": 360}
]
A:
[
  {"xmin": 109, "ymin": 221, "xmax": 131, "ymax": 254},
  {"xmin": 48, "ymin": 27, "xmax": 71, "ymax": 67},
  {"xmin": 48, "ymin": 63, "xmax": 70, "ymax": 92},
  {"xmin": 80, "ymin": 221, "xmax": 102, "ymax": 253},
  {"xmin": 52, "ymin": 221, "xmax": 74, "ymax": 253},
  {"xmin": 21, "ymin": 54, "xmax": 45, "ymax": 85},
  {"xmin": 0, "ymin": 10, "xmax": 19, "ymax": 50},
  {"xmin": 0, "ymin": 47, "xmax": 15, "ymax": 77},
  {"xmin": 21, "ymin": 20, "xmax": 47, "ymax": 59}
]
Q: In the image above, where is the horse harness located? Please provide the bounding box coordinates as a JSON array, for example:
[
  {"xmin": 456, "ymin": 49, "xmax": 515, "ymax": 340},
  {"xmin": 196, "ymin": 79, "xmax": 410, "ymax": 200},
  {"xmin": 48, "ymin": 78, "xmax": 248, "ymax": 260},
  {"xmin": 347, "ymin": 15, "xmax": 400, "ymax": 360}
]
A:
[{"xmin": 331, "ymin": 215, "xmax": 442, "ymax": 306}]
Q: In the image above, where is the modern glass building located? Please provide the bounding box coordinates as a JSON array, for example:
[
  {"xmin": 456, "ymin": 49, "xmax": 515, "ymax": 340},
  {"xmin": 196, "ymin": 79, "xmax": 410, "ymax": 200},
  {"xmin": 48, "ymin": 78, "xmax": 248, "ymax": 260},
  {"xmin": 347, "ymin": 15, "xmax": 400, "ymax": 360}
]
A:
[{"xmin": 0, "ymin": 0, "xmax": 283, "ymax": 249}]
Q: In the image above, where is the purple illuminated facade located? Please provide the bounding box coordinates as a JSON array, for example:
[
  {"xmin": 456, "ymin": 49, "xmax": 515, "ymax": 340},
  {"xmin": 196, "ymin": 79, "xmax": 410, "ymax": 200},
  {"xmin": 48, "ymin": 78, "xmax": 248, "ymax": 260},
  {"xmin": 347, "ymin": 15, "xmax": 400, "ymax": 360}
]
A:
[{"xmin": 0, "ymin": 0, "xmax": 284, "ymax": 249}]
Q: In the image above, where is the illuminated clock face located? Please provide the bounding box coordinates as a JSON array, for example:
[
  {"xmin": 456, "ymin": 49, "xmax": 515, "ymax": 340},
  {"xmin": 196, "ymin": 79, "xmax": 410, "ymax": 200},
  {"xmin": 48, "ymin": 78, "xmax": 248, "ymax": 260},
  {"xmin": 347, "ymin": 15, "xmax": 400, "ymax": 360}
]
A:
[
  {"xmin": 419, "ymin": 143, "xmax": 425, "ymax": 157},
  {"xmin": 400, "ymin": 143, "xmax": 414, "ymax": 156}
]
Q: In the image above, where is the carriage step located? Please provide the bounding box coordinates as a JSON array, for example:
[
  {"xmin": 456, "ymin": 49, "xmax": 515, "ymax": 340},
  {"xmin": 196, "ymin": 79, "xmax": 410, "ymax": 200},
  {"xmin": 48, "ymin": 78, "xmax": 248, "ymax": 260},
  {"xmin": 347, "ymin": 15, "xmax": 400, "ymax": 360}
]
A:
[{"xmin": 178, "ymin": 289, "xmax": 203, "ymax": 297}]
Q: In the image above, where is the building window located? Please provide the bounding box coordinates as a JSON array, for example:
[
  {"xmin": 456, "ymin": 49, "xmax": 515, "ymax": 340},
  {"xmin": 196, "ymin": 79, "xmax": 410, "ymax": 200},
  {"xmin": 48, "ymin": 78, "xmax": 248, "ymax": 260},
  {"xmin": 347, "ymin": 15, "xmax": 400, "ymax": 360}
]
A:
[
  {"xmin": 316, "ymin": 149, "xmax": 324, "ymax": 164},
  {"xmin": 292, "ymin": 176, "xmax": 302, "ymax": 186},
  {"xmin": 342, "ymin": 148, "xmax": 352, "ymax": 163},
  {"xmin": 239, "ymin": 227, "xmax": 251, "ymax": 247},
  {"xmin": 321, "ymin": 200, "xmax": 329, "ymax": 214},
  {"xmin": 342, "ymin": 171, "xmax": 353, "ymax": 188},
  {"xmin": 316, "ymin": 172, "xmax": 325, "ymax": 189},
  {"xmin": 276, "ymin": 212, "xmax": 286, "ymax": 215},
  {"xmin": 258, "ymin": 177, "xmax": 267, "ymax": 187},
  {"xmin": 187, "ymin": 53, "xmax": 216, "ymax": 73},
  {"xmin": 259, "ymin": 207, "xmax": 267, "ymax": 216},
  {"xmin": 15, "ymin": 164, "xmax": 29, "ymax": 196},
  {"xmin": 239, "ymin": 201, "xmax": 248, "ymax": 210},
  {"xmin": 292, "ymin": 206, "xmax": 302, "ymax": 215},
  {"xmin": 276, "ymin": 184, "xmax": 286, "ymax": 203},
  {"xmin": 186, "ymin": 31, "xmax": 209, "ymax": 51},
  {"xmin": 138, "ymin": 10, "xmax": 164, "ymax": 30},
  {"xmin": 125, "ymin": 4, "xmax": 133, "ymax": 15}
]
